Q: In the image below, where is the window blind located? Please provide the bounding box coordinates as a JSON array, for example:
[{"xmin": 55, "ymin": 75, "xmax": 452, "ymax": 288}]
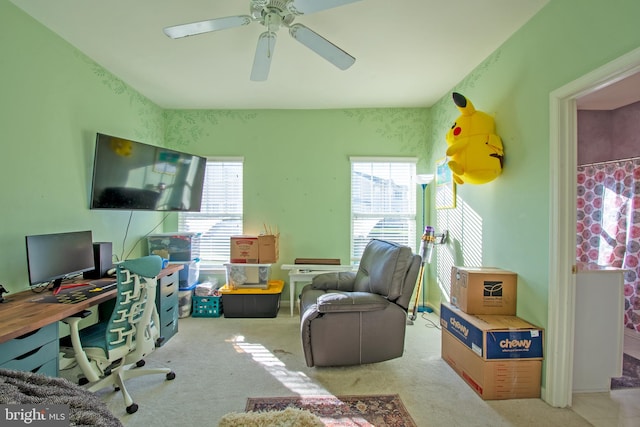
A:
[
  {"xmin": 178, "ymin": 159, "xmax": 243, "ymax": 264},
  {"xmin": 350, "ymin": 158, "xmax": 417, "ymax": 262}
]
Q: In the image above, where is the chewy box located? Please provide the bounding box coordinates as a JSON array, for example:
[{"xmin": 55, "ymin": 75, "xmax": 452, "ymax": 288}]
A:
[
  {"xmin": 442, "ymin": 328, "xmax": 542, "ymax": 400},
  {"xmin": 450, "ymin": 266, "xmax": 517, "ymax": 315},
  {"xmin": 440, "ymin": 303, "xmax": 543, "ymax": 361},
  {"xmin": 148, "ymin": 233, "xmax": 201, "ymax": 261},
  {"xmin": 219, "ymin": 280, "xmax": 283, "ymax": 318},
  {"xmin": 192, "ymin": 295, "xmax": 223, "ymax": 318}
]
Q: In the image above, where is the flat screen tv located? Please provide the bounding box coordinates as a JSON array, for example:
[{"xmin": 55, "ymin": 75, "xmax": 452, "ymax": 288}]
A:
[{"xmin": 90, "ymin": 133, "xmax": 207, "ymax": 211}]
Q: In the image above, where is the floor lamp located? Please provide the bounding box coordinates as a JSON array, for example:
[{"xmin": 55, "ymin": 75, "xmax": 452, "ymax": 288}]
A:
[{"xmin": 415, "ymin": 174, "xmax": 434, "ymax": 313}]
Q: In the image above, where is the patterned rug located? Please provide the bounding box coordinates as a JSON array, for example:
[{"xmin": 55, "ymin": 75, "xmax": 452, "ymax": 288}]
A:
[
  {"xmin": 245, "ymin": 394, "xmax": 416, "ymax": 427},
  {"xmin": 611, "ymin": 353, "xmax": 640, "ymax": 389}
]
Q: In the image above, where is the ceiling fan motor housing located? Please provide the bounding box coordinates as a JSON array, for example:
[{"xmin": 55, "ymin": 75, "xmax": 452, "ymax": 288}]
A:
[{"xmin": 252, "ymin": 0, "xmax": 297, "ymax": 28}]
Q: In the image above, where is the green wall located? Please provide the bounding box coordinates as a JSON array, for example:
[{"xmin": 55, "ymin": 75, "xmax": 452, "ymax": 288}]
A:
[
  {"xmin": 424, "ymin": 0, "xmax": 640, "ymax": 331},
  {"xmin": 163, "ymin": 108, "xmax": 429, "ymax": 285},
  {"xmin": 0, "ymin": 1, "xmax": 430, "ymax": 294},
  {"xmin": 1, "ymin": 1, "xmax": 165, "ymax": 293}
]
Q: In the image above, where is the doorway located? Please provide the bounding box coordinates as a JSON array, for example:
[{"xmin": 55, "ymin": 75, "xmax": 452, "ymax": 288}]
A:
[{"xmin": 547, "ymin": 46, "xmax": 640, "ymax": 408}]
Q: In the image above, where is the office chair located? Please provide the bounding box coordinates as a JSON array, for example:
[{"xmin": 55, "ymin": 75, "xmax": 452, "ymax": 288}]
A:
[{"xmin": 62, "ymin": 255, "xmax": 175, "ymax": 414}]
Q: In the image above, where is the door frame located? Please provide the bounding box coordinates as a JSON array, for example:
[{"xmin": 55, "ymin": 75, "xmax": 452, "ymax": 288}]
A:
[{"xmin": 546, "ymin": 46, "xmax": 640, "ymax": 407}]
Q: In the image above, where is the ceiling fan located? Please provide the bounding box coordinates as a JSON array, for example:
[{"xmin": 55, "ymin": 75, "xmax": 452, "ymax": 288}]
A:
[{"xmin": 163, "ymin": 0, "xmax": 362, "ymax": 81}]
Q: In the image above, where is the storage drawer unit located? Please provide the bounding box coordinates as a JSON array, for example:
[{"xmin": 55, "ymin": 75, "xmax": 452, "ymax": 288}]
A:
[
  {"xmin": 0, "ymin": 322, "xmax": 59, "ymax": 377},
  {"xmin": 156, "ymin": 270, "xmax": 179, "ymax": 345}
]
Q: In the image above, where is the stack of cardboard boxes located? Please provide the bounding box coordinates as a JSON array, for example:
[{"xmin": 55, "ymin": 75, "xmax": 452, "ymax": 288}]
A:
[
  {"xmin": 226, "ymin": 235, "xmax": 279, "ymax": 289},
  {"xmin": 230, "ymin": 235, "xmax": 279, "ymax": 264},
  {"xmin": 440, "ymin": 267, "xmax": 544, "ymax": 400}
]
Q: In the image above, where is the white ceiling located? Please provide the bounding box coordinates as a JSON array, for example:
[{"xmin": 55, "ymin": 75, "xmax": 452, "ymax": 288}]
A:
[{"xmin": 10, "ymin": 0, "xmax": 550, "ymax": 110}]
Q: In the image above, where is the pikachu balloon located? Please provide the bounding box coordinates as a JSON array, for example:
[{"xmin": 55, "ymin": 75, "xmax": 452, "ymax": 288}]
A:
[{"xmin": 445, "ymin": 92, "xmax": 504, "ymax": 184}]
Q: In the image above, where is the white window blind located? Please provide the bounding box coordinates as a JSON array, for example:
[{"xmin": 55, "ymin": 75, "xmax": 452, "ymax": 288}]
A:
[
  {"xmin": 350, "ymin": 158, "xmax": 417, "ymax": 262},
  {"xmin": 178, "ymin": 159, "xmax": 243, "ymax": 264}
]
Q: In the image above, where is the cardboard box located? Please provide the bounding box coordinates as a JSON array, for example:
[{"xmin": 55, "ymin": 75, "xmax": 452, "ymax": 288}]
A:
[
  {"xmin": 440, "ymin": 303, "xmax": 543, "ymax": 360},
  {"xmin": 450, "ymin": 266, "xmax": 517, "ymax": 315},
  {"xmin": 230, "ymin": 236, "xmax": 259, "ymax": 263},
  {"xmin": 442, "ymin": 329, "xmax": 541, "ymax": 400},
  {"xmin": 258, "ymin": 234, "xmax": 279, "ymax": 263}
]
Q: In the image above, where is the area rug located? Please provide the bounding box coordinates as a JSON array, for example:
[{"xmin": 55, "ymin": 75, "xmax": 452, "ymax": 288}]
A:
[
  {"xmin": 611, "ymin": 353, "xmax": 640, "ymax": 389},
  {"xmin": 245, "ymin": 394, "xmax": 417, "ymax": 427}
]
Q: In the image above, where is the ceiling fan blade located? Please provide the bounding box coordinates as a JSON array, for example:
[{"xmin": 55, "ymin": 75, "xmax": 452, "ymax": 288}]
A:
[
  {"xmin": 251, "ymin": 32, "xmax": 277, "ymax": 81},
  {"xmin": 289, "ymin": 0, "xmax": 362, "ymax": 15},
  {"xmin": 289, "ymin": 24, "xmax": 355, "ymax": 70},
  {"xmin": 163, "ymin": 15, "xmax": 252, "ymax": 39}
]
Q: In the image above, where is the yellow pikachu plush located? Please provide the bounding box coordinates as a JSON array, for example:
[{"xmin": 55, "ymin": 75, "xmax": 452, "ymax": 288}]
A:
[{"xmin": 445, "ymin": 92, "xmax": 504, "ymax": 184}]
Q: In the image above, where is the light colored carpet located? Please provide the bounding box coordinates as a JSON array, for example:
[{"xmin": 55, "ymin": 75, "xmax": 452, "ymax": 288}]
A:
[{"xmin": 60, "ymin": 308, "xmax": 592, "ymax": 426}]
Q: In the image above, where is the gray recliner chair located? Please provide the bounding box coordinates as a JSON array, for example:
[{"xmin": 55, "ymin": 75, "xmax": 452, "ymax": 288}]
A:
[{"xmin": 299, "ymin": 239, "xmax": 421, "ymax": 367}]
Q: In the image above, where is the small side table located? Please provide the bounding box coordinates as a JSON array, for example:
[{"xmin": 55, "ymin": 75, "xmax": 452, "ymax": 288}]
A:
[{"xmin": 281, "ymin": 264, "xmax": 355, "ymax": 316}]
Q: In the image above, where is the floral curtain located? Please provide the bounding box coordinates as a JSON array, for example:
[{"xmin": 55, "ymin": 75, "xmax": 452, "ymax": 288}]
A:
[{"xmin": 576, "ymin": 158, "xmax": 640, "ymax": 332}]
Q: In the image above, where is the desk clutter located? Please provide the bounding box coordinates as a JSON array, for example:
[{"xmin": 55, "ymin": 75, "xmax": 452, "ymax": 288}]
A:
[{"xmin": 29, "ymin": 280, "xmax": 117, "ymax": 304}]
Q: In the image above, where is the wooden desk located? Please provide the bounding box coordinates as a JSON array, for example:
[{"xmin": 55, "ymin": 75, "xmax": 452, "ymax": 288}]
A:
[
  {"xmin": 281, "ymin": 264, "xmax": 355, "ymax": 316},
  {"xmin": 0, "ymin": 264, "xmax": 182, "ymax": 376},
  {"xmin": 0, "ymin": 286, "xmax": 116, "ymax": 345}
]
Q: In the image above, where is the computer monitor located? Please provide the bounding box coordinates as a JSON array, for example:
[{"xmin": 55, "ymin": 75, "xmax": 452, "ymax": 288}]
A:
[{"xmin": 25, "ymin": 230, "xmax": 95, "ymax": 291}]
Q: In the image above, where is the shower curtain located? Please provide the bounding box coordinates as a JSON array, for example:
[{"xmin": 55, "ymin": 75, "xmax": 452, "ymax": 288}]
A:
[{"xmin": 576, "ymin": 157, "xmax": 640, "ymax": 332}]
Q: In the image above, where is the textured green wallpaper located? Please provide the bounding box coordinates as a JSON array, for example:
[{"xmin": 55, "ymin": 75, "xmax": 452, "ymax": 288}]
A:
[
  {"xmin": 424, "ymin": 0, "xmax": 640, "ymax": 329},
  {"xmin": 0, "ymin": 1, "xmax": 165, "ymax": 293}
]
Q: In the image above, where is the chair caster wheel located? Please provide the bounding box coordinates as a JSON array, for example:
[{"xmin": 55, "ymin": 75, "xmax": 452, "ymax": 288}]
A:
[
  {"xmin": 166, "ymin": 371, "xmax": 176, "ymax": 381},
  {"xmin": 78, "ymin": 377, "xmax": 89, "ymax": 386},
  {"xmin": 126, "ymin": 403, "xmax": 138, "ymax": 414},
  {"xmin": 136, "ymin": 360, "xmax": 145, "ymax": 368}
]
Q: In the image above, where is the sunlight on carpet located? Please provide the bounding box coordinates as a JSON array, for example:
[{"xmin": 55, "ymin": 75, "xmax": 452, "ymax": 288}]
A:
[
  {"xmin": 229, "ymin": 334, "xmax": 330, "ymax": 395},
  {"xmin": 245, "ymin": 394, "xmax": 417, "ymax": 427}
]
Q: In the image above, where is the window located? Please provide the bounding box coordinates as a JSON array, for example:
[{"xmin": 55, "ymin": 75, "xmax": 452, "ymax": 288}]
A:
[
  {"xmin": 350, "ymin": 158, "xmax": 417, "ymax": 262},
  {"xmin": 178, "ymin": 158, "xmax": 243, "ymax": 265}
]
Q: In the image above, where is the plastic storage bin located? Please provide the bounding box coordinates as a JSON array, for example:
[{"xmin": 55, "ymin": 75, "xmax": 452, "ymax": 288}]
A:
[
  {"xmin": 148, "ymin": 233, "xmax": 201, "ymax": 261},
  {"xmin": 192, "ymin": 295, "xmax": 223, "ymax": 318},
  {"xmin": 219, "ymin": 280, "xmax": 284, "ymax": 318},
  {"xmin": 224, "ymin": 263, "xmax": 271, "ymax": 290},
  {"xmin": 178, "ymin": 283, "xmax": 197, "ymax": 318},
  {"xmin": 170, "ymin": 259, "xmax": 201, "ymax": 288}
]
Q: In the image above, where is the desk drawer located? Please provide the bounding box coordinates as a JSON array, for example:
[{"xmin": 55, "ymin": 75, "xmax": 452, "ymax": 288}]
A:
[
  {"xmin": 0, "ymin": 323, "xmax": 58, "ymax": 365},
  {"xmin": 158, "ymin": 305, "xmax": 178, "ymax": 346},
  {"xmin": 0, "ymin": 340, "xmax": 58, "ymax": 374},
  {"xmin": 160, "ymin": 271, "xmax": 178, "ymax": 288}
]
